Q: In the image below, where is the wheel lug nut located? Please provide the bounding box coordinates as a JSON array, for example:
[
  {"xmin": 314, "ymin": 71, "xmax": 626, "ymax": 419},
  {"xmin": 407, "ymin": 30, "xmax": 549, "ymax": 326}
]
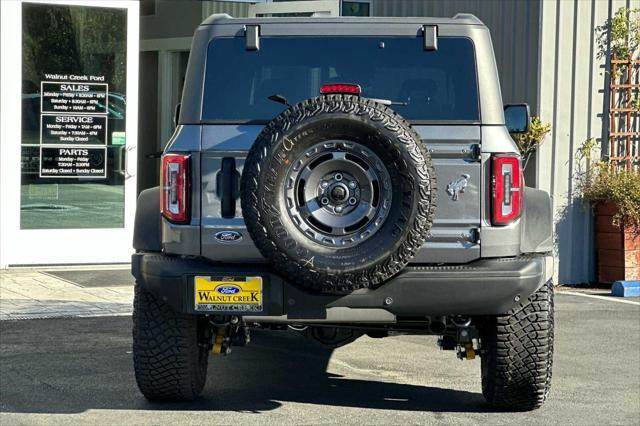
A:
[
  {"xmin": 348, "ymin": 197, "xmax": 357, "ymax": 205},
  {"xmin": 334, "ymin": 173, "xmax": 343, "ymax": 181},
  {"xmin": 348, "ymin": 181, "xmax": 357, "ymax": 189},
  {"xmin": 321, "ymin": 197, "xmax": 329, "ymax": 205},
  {"xmin": 335, "ymin": 206, "xmax": 343, "ymax": 213},
  {"xmin": 321, "ymin": 181, "xmax": 329, "ymax": 188}
]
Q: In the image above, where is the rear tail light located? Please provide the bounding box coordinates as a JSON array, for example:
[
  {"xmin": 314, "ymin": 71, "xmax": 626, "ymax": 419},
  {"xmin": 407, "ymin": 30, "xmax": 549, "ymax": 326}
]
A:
[
  {"xmin": 491, "ymin": 155, "xmax": 523, "ymax": 226},
  {"xmin": 320, "ymin": 83, "xmax": 361, "ymax": 95},
  {"xmin": 161, "ymin": 153, "xmax": 190, "ymax": 223}
]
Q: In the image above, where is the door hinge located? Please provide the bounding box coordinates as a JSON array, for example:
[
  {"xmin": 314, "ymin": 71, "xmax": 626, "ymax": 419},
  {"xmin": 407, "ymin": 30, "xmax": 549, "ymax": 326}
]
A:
[
  {"xmin": 422, "ymin": 25, "xmax": 438, "ymax": 51},
  {"xmin": 472, "ymin": 228, "xmax": 480, "ymax": 244},
  {"xmin": 245, "ymin": 25, "xmax": 260, "ymax": 51},
  {"xmin": 471, "ymin": 144, "xmax": 481, "ymax": 161}
]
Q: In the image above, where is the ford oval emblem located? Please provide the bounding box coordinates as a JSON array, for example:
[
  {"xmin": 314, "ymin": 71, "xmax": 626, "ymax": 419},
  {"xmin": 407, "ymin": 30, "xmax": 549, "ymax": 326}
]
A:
[
  {"xmin": 215, "ymin": 230, "xmax": 242, "ymax": 243},
  {"xmin": 216, "ymin": 285, "xmax": 241, "ymax": 295}
]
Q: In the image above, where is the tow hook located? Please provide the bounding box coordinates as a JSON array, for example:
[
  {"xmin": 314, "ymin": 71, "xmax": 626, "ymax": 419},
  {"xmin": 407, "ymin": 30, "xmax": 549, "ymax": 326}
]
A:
[
  {"xmin": 452, "ymin": 317, "xmax": 479, "ymax": 361},
  {"xmin": 458, "ymin": 343, "xmax": 476, "ymax": 360},
  {"xmin": 455, "ymin": 325, "xmax": 479, "ymax": 360},
  {"xmin": 212, "ymin": 327, "xmax": 230, "ymax": 355},
  {"xmin": 211, "ymin": 317, "xmax": 251, "ymax": 355}
]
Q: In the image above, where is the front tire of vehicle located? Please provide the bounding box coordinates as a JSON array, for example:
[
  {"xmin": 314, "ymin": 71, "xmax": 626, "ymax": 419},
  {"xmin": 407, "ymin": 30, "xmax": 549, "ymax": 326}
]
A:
[
  {"xmin": 480, "ymin": 279, "xmax": 554, "ymax": 411},
  {"xmin": 132, "ymin": 283, "xmax": 210, "ymax": 401}
]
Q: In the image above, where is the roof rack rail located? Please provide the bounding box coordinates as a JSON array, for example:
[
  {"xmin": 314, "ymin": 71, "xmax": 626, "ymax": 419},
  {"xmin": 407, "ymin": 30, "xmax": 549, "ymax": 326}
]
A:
[{"xmin": 452, "ymin": 13, "xmax": 483, "ymax": 25}]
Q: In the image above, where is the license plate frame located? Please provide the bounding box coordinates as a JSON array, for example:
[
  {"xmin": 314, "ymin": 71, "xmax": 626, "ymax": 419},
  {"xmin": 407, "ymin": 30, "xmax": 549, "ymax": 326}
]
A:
[{"xmin": 194, "ymin": 276, "xmax": 263, "ymax": 312}]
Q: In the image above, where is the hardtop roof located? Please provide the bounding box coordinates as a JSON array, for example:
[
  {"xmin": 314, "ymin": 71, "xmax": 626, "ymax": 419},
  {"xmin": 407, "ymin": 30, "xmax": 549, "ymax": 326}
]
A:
[{"xmin": 200, "ymin": 13, "xmax": 485, "ymax": 28}]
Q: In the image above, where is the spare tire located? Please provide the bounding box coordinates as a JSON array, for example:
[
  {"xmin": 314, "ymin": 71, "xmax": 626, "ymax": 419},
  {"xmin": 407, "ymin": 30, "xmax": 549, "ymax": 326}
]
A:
[{"xmin": 241, "ymin": 94, "xmax": 436, "ymax": 292}]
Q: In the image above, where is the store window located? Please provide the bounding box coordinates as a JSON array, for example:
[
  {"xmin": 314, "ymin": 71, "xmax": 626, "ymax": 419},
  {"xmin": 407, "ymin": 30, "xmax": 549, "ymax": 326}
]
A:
[{"xmin": 21, "ymin": 3, "xmax": 127, "ymax": 229}]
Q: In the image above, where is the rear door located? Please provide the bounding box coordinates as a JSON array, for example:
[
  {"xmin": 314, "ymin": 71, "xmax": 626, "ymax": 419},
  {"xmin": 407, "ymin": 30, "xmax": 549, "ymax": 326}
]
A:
[
  {"xmin": 414, "ymin": 126, "xmax": 481, "ymax": 263},
  {"xmin": 198, "ymin": 34, "xmax": 481, "ymax": 264}
]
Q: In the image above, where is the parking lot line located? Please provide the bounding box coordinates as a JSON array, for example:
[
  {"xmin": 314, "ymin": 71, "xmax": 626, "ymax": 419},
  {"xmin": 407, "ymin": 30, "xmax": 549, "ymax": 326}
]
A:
[{"xmin": 559, "ymin": 290, "xmax": 640, "ymax": 306}]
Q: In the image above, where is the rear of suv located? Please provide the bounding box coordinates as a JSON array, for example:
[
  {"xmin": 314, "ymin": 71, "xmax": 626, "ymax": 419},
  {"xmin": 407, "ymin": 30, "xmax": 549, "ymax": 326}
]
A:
[{"xmin": 131, "ymin": 13, "xmax": 554, "ymax": 411}]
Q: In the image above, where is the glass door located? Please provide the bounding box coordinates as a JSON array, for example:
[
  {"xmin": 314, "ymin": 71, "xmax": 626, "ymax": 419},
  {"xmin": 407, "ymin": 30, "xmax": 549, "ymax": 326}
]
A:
[{"xmin": 0, "ymin": 0, "xmax": 139, "ymax": 266}]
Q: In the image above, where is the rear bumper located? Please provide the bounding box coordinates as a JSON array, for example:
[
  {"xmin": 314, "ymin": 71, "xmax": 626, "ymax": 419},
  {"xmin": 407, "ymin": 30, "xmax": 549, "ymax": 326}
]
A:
[{"xmin": 132, "ymin": 253, "xmax": 553, "ymax": 323}]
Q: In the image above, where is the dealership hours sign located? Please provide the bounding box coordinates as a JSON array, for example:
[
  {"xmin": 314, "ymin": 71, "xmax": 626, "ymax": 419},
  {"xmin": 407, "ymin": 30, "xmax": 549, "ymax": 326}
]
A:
[
  {"xmin": 41, "ymin": 81, "xmax": 108, "ymax": 114},
  {"xmin": 41, "ymin": 115, "xmax": 107, "ymax": 145},
  {"xmin": 38, "ymin": 75, "xmax": 108, "ymax": 178},
  {"xmin": 40, "ymin": 147, "xmax": 106, "ymax": 178}
]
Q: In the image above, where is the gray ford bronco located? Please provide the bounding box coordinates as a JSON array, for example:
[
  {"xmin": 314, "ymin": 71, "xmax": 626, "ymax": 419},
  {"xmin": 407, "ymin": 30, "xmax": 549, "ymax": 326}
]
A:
[{"xmin": 132, "ymin": 13, "xmax": 555, "ymax": 411}]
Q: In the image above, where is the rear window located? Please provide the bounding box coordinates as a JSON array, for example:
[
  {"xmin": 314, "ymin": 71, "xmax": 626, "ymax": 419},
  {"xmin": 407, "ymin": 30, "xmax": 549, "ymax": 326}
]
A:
[{"xmin": 202, "ymin": 36, "xmax": 479, "ymax": 122}]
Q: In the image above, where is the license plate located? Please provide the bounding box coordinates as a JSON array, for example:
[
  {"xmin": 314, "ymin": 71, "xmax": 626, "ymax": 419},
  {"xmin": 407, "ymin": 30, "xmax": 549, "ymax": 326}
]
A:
[{"xmin": 194, "ymin": 276, "xmax": 263, "ymax": 312}]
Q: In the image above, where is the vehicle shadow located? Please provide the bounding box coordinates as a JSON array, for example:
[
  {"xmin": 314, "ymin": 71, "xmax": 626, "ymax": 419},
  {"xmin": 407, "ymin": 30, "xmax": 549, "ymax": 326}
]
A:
[
  {"xmin": 0, "ymin": 316, "xmax": 491, "ymax": 414},
  {"xmin": 175, "ymin": 331, "xmax": 489, "ymax": 414}
]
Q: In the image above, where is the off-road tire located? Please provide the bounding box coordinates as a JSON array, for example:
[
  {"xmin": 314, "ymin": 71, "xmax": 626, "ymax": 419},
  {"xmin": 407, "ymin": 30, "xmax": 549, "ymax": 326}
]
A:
[
  {"xmin": 241, "ymin": 94, "xmax": 436, "ymax": 293},
  {"xmin": 480, "ymin": 279, "xmax": 554, "ymax": 411},
  {"xmin": 133, "ymin": 283, "xmax": 210, "ymax": 401}
]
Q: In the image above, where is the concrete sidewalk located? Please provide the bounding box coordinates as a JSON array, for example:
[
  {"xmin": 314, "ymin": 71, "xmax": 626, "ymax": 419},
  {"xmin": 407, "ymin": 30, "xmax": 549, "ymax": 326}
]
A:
[{"xmin": 0, "ymin": 268, "xmax": 133, "ymax": 320}]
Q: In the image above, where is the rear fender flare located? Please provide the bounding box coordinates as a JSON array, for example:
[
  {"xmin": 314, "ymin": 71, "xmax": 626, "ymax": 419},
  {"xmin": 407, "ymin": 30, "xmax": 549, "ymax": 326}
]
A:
[
  {"xmin": 133, "ymin": 187, "xmax": 162, "ymax": 252},
  {"xmin": 520, "ymin": 187, "xmax": 553, "ymax": 253}
]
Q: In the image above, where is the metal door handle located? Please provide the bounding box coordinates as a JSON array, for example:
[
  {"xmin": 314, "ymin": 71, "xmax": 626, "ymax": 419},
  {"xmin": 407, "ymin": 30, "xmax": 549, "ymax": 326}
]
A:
[{"xmin": 124, "ymin": 145, "xmax": 136, "ymax": 179}]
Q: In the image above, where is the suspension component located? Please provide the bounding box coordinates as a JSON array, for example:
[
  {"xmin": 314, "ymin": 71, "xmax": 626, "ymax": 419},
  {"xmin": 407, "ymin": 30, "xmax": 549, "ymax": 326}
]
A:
[
  {"xmin": 210, "ymin": 318, "xmax": 251, "ymax": 355},
  {"xmin": 455, "ymin": 322, "xmax": 479, "ymax": 360},
  {"xmin": 457, "ymin": 342, "xmax": 477, "ymax": 360},
  {"xmin": 212, "ymin": 327, "xmax": 230, "ymax": 355},
  {"xmin": 231, "ymin": 325, "xmax": 251, "ymax": 346},
  {"xmin": 434, "ymin": 316, "xmax": 481, "ymax": 360},
  {"xmin": 437, "ymin": 335, "xmax": 456, "ymax": 351}
]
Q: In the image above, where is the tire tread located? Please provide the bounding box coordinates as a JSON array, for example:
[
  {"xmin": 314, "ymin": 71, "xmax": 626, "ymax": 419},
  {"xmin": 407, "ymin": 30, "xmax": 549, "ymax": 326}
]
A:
[
  {"xmin": 481, "ymin": 279, "xmax": 554, "ymax": 410},
  {"xmin": 132, "ymin": 283, "xmax": 208, "ymax": 401}
]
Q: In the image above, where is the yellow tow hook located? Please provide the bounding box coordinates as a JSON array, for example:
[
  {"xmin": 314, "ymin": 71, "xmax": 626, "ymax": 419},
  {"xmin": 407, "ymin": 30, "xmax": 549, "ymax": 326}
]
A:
[
  {"xmin": 212, "ymin": 327, "xmax": 227, "ymax": 354},
  {"xmin": 464, "ymin": 343, "xmax": 476, "ymax": 360}
]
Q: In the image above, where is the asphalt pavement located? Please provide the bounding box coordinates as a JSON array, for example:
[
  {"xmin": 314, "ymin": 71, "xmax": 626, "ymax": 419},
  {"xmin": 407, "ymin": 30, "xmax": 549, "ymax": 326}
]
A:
[{"xmin": 0, "ymin": 293, "xmax": 639, "ymax": 425}]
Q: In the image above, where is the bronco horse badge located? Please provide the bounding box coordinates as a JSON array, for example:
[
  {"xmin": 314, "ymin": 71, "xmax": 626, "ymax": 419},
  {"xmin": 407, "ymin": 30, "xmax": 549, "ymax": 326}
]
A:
[{"xmin": 446, "ymin": 174, "xmax": 471, "ymax": 201}]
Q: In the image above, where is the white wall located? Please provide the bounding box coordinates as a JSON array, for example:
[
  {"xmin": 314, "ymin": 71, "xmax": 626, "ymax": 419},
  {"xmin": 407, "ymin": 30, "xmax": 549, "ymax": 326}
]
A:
[{"xmin": 537, "ymin": 0, "xmax": 639, "ymax": 284}]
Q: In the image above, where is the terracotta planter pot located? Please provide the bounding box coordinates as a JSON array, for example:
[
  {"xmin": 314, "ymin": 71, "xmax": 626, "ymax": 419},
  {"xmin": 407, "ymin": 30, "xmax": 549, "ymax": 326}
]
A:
[{"xmin": 595, "ymin": 202, "xmax": 640, "ymax": 283}]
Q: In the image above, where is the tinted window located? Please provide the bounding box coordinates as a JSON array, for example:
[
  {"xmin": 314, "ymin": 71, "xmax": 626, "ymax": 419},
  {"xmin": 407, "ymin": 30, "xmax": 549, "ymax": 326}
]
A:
[{"xmin": 202, "ymin": 37, "xmax": 479, "ymax": 122}]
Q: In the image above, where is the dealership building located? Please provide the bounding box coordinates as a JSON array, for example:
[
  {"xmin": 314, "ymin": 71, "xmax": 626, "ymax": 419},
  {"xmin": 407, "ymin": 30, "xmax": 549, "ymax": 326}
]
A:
[{"xmin": 0, "ymin": 0, "xmax": 636, "ymax": 284}]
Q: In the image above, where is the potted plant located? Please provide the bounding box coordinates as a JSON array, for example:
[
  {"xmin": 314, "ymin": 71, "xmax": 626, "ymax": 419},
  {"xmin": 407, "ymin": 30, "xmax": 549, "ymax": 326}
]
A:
[
  {"xmin": 579, "ymin": 7, "xmax": 640, "ymax": 283},
  {"xmin": 577, "ymin": 139, "xmax": 640, "ymax": 283}
]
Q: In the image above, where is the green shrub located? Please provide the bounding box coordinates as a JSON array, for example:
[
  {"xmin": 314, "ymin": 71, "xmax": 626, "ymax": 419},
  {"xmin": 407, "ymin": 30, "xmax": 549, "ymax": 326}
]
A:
[
  {"xmin": 579, "ymin": 8, "xmax": 640, "ymax": 228},
  {"xmin": 576, "ymin": 139, "xmax": 640, "ymax": 227},
  {"xmin": 511, "ymin": 116, "xmax": 551, "ymax": 170},
  {"xmin": 596, "ymin": 7, "xmax": 640, "ymax": 61}
]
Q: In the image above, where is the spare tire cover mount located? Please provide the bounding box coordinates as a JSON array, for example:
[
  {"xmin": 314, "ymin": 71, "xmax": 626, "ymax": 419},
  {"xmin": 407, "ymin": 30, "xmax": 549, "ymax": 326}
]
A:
[{"xmin": 241, "ymin": 95, "xmax": 437, "ymax": 292}]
